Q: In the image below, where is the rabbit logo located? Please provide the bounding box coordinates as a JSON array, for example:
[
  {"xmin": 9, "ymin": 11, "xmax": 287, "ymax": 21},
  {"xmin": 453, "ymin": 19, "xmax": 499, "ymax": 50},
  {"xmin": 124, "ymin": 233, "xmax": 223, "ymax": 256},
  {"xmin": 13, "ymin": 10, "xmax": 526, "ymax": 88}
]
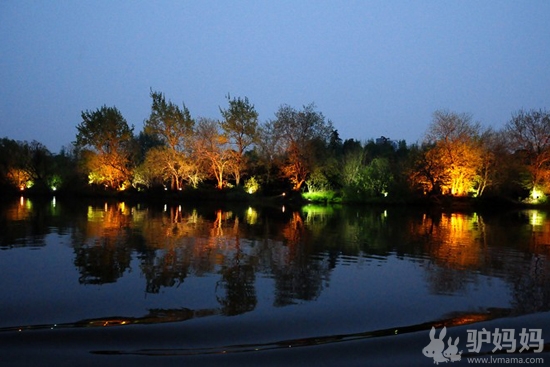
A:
[
  {"xmin": 443, "ymin": 336, "xmax": 462, "ymax": 362},
  {"xmin": 422, "ymin": 327, "xmax": 449, "ymax": 364}
]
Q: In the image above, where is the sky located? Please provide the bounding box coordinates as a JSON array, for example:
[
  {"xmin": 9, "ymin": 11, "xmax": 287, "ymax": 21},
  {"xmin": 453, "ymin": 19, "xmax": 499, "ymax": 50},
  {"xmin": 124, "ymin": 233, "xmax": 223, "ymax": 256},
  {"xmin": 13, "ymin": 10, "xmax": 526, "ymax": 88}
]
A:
[{"xmin": 1, "ymin": 1, "xmax": 549, "ymax": 153}]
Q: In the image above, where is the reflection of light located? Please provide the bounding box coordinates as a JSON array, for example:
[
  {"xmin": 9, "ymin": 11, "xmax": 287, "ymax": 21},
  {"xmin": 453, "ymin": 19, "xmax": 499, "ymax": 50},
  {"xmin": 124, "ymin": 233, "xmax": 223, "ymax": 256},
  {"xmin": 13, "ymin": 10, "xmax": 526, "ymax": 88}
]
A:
[
  {"xmin": 383, "ymin": 210, "xmax": 387, "ymax": 218},
  {"xmin": 528, "ymin": 210, "xmax": 545, "ymax": 227},
  {"xmin": 164, "ymin": 204, "xmax": 167, "ymax": 212},
  {"xmin": 20, "ymin": 196, "xmax": 24, "ymax": 206},
  {"xmin": 178, "ymin": 205, "xmax": 182, "ymax": 212},
  {"xmin": 282, "ymin": 205, "xmax": 285, "ymax": 213},
  {"xmin": 246, "ymin": 206, "xmax": 258, "ymax": 225},
  {"xmin": 104, "ymin": 203, "xmax": 108, "ymax": 212},
  {"xmin": 52, "ymin": 196, "xmax": 56, "ymax": 208}
]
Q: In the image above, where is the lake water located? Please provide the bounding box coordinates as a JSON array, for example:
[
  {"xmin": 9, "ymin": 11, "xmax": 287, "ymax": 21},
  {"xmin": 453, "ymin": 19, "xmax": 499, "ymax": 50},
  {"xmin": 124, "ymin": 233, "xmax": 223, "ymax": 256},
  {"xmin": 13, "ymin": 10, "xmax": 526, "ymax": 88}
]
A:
[{"xmin": 1, "ymin": 196, "xmax": 549, "ymax": 366}]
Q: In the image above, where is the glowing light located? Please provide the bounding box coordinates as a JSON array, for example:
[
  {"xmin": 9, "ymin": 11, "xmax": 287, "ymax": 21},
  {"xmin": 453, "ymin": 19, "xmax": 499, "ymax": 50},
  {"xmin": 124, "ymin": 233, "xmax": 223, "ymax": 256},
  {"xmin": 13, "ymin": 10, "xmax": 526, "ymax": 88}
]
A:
[
  {"xmin": 528, "ymin": 210, "xmax": 545, "ymax": 227},
  {"xmin": 246, "ymin": 207, "xmax": 258, "ymax": 225},
  {"xmin": 529, "ymin": 187, "xmax": 546, "ymax": 204},
  {"xmin": 532, "ymin": 188, "xmax": 543, "ymax": 200}
]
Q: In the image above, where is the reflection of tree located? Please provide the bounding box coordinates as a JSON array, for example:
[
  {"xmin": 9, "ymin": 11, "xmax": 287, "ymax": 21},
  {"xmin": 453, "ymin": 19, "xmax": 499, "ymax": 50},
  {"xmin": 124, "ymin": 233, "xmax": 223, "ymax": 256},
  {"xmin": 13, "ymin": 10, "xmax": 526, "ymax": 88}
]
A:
[
  {"xmin": 505, "ymin": 253, "xmax": 550, "ymax": 316},
  {"xmin": 407, "ymin": 212, "xmax": 484, "ymax": 295},
  {"xmin": 73, "ymin": 203, "xmax": 133, "ymax": 284},
  {"xmin": 271, "ymin": 211, "xmax": 330, "ymax": 306},
  {"xmin": 7, "ymin": 197, "xmax": 550, "ymax": 321},
  {"xmin": 414, "ymin": 212, "xmax": 484, "ymax": 270},
  {"xmin": 216, "ymin": 237, "xmax": 257, "ymax": 315},
  {"xmin": 74, "ymin": 237, "xmax": 132, "ymax": 284},
  {"xmin": 140, "ymin": 247, "xmax": 191, "ymax": 293},
  {"xmin": 0, "ymin": 197, "xmax": 52, "ymax": 249}
]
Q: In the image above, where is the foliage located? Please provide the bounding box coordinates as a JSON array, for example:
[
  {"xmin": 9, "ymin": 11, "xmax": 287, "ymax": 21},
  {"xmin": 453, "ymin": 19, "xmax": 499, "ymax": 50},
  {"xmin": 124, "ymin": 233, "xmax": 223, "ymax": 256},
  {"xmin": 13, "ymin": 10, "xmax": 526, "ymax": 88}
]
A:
[
  {"xmin": 361, "ymin": 157, "xmax": 393, "ymax": 196},
  {"xmin": 76, "ymin": 105, "xmax": 134, "ymax": 189},
  {"xmin": 302, "ymin": 190, "xmax": 339, "ymax": 203},
  {"xmin": 411, "ymin": 111, "xmax": 483, "ymax": 196},
  {"xmin": 220, "ymin": 95, "xmax": 259, "ymax": 185},
  {"xmin": 144, "ymin": 90, "xmax": 194, "ymax": 150},
  {"xmin": 2, "ymin": 90, "xmax": 549, "ymax": 206},
  {"xmin": 273, "ymin": 103, "xmax": 333, "ymax": 190},
  {"xmin": 244, "ymin": 176, "xmax": 260, "ymax": 194},
  {"xmin": 505, "ymin": 109, "xmax": 550, "ymax": 194},
  {"xmin": 305, "ymin": 167, "xmax": 331, "ymax": 192},
  {"xmin": 195, "ymin": 118, "xmax": 235, "ymax": 189}
]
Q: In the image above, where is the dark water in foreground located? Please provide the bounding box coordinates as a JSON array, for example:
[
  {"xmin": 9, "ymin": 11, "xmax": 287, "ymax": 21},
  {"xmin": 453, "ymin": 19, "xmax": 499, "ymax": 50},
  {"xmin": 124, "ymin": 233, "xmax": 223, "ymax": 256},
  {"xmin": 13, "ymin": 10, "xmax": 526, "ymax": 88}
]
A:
[{"xmin": 1, "ymin": 197, "xmax": 550, "ymax": 366}]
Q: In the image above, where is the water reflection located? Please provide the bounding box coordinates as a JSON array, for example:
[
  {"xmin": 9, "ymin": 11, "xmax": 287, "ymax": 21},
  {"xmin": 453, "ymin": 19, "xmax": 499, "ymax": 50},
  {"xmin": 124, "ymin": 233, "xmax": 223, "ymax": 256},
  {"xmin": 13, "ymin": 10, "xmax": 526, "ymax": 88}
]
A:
[{"xmin": 1, "ymin": 197, "xmax": 550, "ymax": 320}]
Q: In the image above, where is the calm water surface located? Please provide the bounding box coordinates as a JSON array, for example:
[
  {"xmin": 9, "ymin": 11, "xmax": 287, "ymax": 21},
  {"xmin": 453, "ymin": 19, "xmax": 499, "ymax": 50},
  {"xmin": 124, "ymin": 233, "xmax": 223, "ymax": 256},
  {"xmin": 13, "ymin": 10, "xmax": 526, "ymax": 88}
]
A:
[{"xmin": 1, "ymin": 197, "xmax": 549, "ymax": 366}]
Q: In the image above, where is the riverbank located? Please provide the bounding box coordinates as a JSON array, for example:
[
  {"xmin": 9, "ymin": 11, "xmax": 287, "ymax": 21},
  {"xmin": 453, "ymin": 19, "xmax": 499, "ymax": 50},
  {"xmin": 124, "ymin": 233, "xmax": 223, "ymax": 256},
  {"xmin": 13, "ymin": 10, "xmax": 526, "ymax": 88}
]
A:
[{"xmin": 5, "ymin": 185, "xmax": 550, "ymax": 213}]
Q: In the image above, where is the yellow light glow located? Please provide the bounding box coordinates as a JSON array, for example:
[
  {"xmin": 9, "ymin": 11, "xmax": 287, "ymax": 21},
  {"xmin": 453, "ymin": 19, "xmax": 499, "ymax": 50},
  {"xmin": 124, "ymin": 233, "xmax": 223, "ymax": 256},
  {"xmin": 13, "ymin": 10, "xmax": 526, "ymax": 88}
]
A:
[{"xmin": 532, "ymin": 188, "xmax": 543, "ymax": 200}]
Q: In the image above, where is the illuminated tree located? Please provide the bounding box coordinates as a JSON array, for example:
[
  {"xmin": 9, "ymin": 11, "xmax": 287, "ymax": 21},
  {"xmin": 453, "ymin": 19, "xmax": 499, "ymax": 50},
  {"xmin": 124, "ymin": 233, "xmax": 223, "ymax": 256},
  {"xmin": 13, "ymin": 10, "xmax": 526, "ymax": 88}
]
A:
[
  {"xmin": 195, "ymin": 118, "xmax": 234, "ymax": 189},
  {"xmin": 0, "ymin": 138, "xmax": 20, "ymax": 189},
  {"xmin": 17, "ymin": 140, "xmax": 54, "ymax": 190},
  {"xmin": 414, "ymin": 111, "xmax": 483, "ymax": 196},
  {"xmin": 361, "ymin": 157, "xmax": 393, "ymax": 196},
  {"xmin": 505, "ymin": 109, "xmax": 550, "ymax": 196},
  {"xmin": 256, "ymin": 120, "xmax": 282, "ymax": 186},
  {"xmin": 76, "ymin": 106, "xmax": 134, "ymax": 189},
  {"xmin": 142, "ymin": 90, "xmax": 197, "ymax": 190},
  {"xmin": 220, "ymin": 95, "xmax": 259, "ymax": 185},
  {"xmin": 273, "ymin": 103, "xmax": 333, "ymax": 190}
]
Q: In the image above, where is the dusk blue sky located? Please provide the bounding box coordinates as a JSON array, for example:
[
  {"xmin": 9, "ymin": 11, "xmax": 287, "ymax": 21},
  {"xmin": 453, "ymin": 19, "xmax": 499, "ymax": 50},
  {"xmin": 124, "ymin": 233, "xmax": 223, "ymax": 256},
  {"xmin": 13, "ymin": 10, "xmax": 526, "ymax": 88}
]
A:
[{"xmin": 1, "ymin": 1, "xmax": 549, "ymax": 152}]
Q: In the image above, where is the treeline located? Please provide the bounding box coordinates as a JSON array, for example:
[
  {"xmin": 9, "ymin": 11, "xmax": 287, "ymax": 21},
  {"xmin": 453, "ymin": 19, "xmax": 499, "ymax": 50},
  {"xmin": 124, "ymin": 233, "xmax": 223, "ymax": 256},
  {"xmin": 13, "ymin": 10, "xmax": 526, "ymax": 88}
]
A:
[{"xmin": 1, "ymin": 90, "xmax": 549, "ymax": 203}]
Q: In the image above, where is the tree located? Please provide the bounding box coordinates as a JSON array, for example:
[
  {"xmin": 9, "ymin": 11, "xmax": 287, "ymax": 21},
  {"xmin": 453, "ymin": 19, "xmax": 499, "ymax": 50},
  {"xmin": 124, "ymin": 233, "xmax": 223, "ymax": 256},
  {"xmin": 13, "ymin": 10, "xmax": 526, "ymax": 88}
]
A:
[
  {"xmin": 142, "ymin": 91, "xmax": 196, "ymax": 190},
  {"xmin": 195, "ymin": 118, "xmax": 234, "ymax": 189},
  {"xmin": 505, "ymin": 109, "xmax": 550, "ymax": 196},
  {"xmin": 144, "ymin": 90, "xmax": 194, "ymax": 151},
  {"xmin": 18, "ymin": 140, "xmax": 54, "ymax": 190},
  {"xmin": 220, "ymin": 95, "xmax": 259, "ymax": 185},
  {"xmin": 361, "ymin": 157, "xmax": 393, "ymax": 196},
  {"xmin": 273, "ymin": 103, "xmax": 333, "ymax": 190},
  {"xmin": 75, "ymin": 105, "xmax": 134, "ymax": 189},
  {"xmin": 255, "ymin": 120, "xmax": 281, "ymax": 186},
  {"xmin": 413, "ymin": 111, "xmax": 483, "ymax": 196}
]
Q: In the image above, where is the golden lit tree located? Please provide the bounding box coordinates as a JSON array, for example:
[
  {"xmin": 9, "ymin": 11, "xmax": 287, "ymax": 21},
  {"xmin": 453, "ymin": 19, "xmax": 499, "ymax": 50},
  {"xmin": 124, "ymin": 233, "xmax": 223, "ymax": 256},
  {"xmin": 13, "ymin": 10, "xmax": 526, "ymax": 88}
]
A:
[
  {"xmin": 195, "ymin": 118, "xmax": 235, "ymax": 189},
  {"xmin": 76, "ymin": 105, "xmax": 134, "ymax": 189},
  {"xmin": 413, "ymin": 111, "xmax": 483, "ymax": 196},
  {"xmin": 273, "ymin": 103, "xmax": 333, "ymax": 190},
  {"xmin": 220, "ymin": 95, "xmax": 259, "ymax": 186},
  {"xmin": 142, "ymin": 90, "xmax": 198, "ymax": 190}
]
